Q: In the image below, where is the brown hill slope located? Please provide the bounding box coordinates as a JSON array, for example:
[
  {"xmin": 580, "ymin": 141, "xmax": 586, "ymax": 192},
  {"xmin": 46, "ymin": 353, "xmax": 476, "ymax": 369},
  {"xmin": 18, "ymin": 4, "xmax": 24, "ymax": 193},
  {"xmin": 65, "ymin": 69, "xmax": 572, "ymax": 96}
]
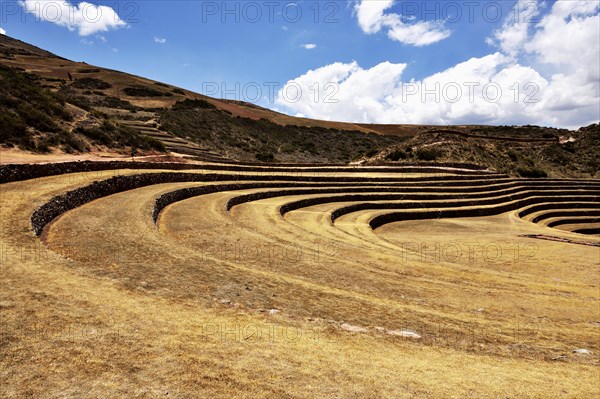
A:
[
  {"xmin": 0, "ymin": 35, "xmax": 405, "ymax": 162},
  {"xmin": 0, "ymin": 35, "xmax": 598, "ymax": 175},
  {"xmin": 0, "ymin": 35, "xmax": 386, "ymax": 133}
]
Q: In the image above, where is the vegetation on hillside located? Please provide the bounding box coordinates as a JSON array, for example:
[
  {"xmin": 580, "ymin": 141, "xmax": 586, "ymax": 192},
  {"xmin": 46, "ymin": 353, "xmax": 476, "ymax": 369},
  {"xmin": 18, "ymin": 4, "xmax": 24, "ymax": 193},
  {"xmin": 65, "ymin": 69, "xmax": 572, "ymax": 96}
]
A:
[
  {"xmin": 123, "ymin": 85, "xmax": 173, "ymax": 97},
  {"xmin": 370, "ymin": 124, "xmax": 600, "ymax": 178},
  {"xmin": 0, "ymin": 65, "xmax": 164, "ymax": 153},
  {"xmin": 0, "ymin": 64, "xmax": 75, "ymax": 151},
  {"xmin": 0, "ymin": 34, "xmax": 597, "ymax": 173},
  {"xmin": 159, "ymin": 99, "xmax": 402, "ymax": 163}
]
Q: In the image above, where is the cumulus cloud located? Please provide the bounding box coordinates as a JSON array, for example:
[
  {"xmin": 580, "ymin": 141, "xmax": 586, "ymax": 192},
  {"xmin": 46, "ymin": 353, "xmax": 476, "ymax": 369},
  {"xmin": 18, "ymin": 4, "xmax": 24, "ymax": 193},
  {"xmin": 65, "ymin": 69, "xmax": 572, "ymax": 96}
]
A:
[
  {"xmin": 0, "ymin": 27, "xmax": 6, "ymax": 35},
  {"xmin": 277, "ymin": 55, "xmax": 550, "ymax": 126},
  {"xmin": 154, "ymin": 36, "xmax": 166, "ymax": 44},
  {"xmin": 301, "ymin": 43, "xmax": 317, "ymax": 50},
  {"xmin": 20, "ymin": 0, "xmax": 126, "ymax": 36},
  {"xmin": 354, "ymin": 0, "xmax": 451, "ymax": 46},
  {"xmin": 489, "ymin": 0, "xmax": 540, "ymax": 57},
  {"xmin": 526, "ymin": 2, "xmax": 599, "ymax": 72},
  {"xmin": 278, "ymin": 1, "xmax": 600, "ymax": 129}
]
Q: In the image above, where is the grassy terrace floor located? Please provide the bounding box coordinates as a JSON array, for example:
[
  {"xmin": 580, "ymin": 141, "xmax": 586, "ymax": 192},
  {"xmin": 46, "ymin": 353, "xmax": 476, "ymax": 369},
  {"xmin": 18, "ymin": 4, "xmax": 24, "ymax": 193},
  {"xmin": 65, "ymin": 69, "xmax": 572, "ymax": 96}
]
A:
[{"xmin": 1, "ymin": 166, "xmax": 599, "ymax": 398}]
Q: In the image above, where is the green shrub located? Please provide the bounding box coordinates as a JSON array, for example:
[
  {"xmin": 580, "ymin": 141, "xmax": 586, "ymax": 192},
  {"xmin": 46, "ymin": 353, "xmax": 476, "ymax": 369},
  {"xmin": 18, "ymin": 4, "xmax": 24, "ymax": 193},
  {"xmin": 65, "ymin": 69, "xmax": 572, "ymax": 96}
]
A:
[
  {"xmin": 386, "ymin": 149, "xmax": 407, "ymax": 161},
  {"xmin": 172, "ymin": 98, "xmax": 216, "ymax": 110},
  {"xmin": 71, "ymin": 77, "xmax": 112, "ymax": 90},
  {"xmin": 561, "ymin": 141, "xmax": 576, "ymax": 153},
  {"xmin": 96, "ymin": 96, "xmax": 137, "ymax": 110},
  {"xmin": 416, "ymin": 148, "xmax": 440, "ymax": 161},
  {"xmin": 517, "ymin": 167, "xmax": 548, "ymax": 178},
  {"xmin": 61, "ymin": 132, "xmax": 89, "ymax": 153},
  {"xmin": 255, "ymin": 153, "xmax": 275, "ymax": 162},
  {"xmin": 77, "ymin": 68, "xmax": 101, "ymax": 73},
  {"xmin": 123, "ymin": 85, "xmax": 173, "ymax": 97},
  {"xmin": 364, "ymin": 148, "xmax": 379, "ymax": 158}
]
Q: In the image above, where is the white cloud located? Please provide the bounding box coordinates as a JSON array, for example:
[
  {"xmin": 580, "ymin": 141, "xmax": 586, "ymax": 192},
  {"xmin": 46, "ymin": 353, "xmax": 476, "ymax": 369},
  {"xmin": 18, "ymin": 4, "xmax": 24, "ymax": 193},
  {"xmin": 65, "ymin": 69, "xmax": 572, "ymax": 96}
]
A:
[
  {"xmin": 277, "ymin": 1, "xmax": 600, "ymax": 129},
  {"xmin": 526, "ymin": 2, "xmax": 599, "ymax": 72},
  {"xmin": 301, "ymin": 43, "xmax": 317, "ymax": 50},
  {"xmin": 489, "ymin": 0, "xmax": 540, "ymax": 57},
  {"xmin": 353, "ymin": 0, "xmax": 451, "ymax": 46},
  {"xmin": 154, "ymin": 36, "xmax": 166, "ymax": 44},
  {"xmin": 20, "ymin": 0, "xmax": 126, "ymax": 36},
  {"xmin": 0, "ymin": 27, "xmax": 6, "ymax": 35},
  {"xmin": 277, "ymin": 55, "xmax": 549, "ymax": 126}
]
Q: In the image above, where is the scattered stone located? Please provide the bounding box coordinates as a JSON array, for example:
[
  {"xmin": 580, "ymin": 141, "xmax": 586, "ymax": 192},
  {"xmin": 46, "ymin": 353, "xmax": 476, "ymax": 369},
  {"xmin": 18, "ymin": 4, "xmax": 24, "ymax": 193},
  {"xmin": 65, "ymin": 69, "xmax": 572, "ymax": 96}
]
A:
[
  {"xmin": 340, "ymin": 323, "xmax": 368, "ymax": 333},
  {"xmin": 559, "ymin": 136, "xmax": 576, "ymax": 144},
  {"xmin": 220, "ymin": 299, "xmax": 231, "ymax": 305},
  {"xmin": 375, "ymin": 327, "xmax": 385, "ymax": 333},
  {"xmin": 572, "ymin": 349, "xmax": 591, "ymax": 355},
  {"xmin": 386, "ymin": 329, "xmax": 421, "ymax": 339},
  {"xmin": 551, "ymin": 355, "xmax": 567, "ymax": 361},
  {"xmin": 268, "ymin": 308, "xmax": 280, "ymax": 315},
  {"xmin": 140, "ymin": 281, "xmax": 149, "ymax": 288},
  {"xmin": 476, "ymin": 308, "xmax": 485, "ymax": 313}
]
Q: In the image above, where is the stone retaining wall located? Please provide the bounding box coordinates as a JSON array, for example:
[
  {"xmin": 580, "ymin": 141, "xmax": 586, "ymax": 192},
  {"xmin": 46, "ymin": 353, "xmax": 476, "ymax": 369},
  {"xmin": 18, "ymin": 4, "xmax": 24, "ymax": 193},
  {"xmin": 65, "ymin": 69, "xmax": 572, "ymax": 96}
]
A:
[
  {"xmin": 29, "ymin": 171, "xmax": 505, "ymax": 236},
  {"xmin": 1, "ymin": 160, "xmax": 498, "ymax": 184},
  {"xmin": 369, "ymin": 195, "xmax": 600, "ymax": 229}
]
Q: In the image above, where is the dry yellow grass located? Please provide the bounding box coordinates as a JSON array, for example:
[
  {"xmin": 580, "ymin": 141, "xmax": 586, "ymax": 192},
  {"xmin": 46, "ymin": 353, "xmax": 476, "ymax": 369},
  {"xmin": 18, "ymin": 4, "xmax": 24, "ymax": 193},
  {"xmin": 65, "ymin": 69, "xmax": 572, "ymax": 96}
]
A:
[{"xmin": 1, "ymin": 167, "xmax": 599, "ymax": 398}]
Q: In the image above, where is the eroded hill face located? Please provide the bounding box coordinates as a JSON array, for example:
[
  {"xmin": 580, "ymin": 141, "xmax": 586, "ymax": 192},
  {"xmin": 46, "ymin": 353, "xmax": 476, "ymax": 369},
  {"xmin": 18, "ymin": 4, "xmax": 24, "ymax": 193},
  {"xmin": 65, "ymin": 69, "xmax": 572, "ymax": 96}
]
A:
[{"xmin": 0, "ymin": 35, "xmax": 598, "ymax": 176}]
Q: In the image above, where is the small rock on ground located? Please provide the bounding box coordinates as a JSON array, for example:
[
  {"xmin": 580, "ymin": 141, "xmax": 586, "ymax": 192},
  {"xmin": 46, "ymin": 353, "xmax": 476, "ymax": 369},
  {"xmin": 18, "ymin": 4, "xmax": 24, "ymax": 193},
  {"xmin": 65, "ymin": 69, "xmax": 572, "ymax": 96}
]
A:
[
  {"xmin": 340, "ymin": 323, "xmax": 368, "ymax": 333},
  {"xmin": 386, "ymin": 330, "xmax": 421, "ymax": 339},
  {"xmin": 572, "ymin": 348, "xmax": 592, "ymax": 355}
]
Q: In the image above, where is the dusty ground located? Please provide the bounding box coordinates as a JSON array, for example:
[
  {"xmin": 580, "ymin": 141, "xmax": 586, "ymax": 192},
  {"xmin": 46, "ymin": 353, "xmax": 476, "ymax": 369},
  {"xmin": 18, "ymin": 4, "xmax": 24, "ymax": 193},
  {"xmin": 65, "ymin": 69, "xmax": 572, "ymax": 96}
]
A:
[
  {"xmin": 0, "ymin": 148, "xmax": 192, "ymax": 165},
  {"xmin": 1, "ymin": 165, "xmax": 599, "ymax": 398}
]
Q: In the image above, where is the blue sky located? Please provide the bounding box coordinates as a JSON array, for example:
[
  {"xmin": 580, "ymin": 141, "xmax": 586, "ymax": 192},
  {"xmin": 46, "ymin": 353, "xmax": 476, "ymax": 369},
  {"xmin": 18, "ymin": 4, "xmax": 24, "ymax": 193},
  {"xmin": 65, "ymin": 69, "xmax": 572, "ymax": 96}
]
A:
[{"xmin": 1, "ymin": 1, "xmax": 599, "ymax": 128}]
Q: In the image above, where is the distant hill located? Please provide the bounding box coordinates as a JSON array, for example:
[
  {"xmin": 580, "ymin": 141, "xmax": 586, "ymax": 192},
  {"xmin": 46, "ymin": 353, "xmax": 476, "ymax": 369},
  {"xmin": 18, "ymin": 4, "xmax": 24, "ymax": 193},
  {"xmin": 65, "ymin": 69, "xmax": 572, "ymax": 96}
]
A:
[{"xmin": 0, "ymin": 35, "xmax": 598, "ymax": 176}]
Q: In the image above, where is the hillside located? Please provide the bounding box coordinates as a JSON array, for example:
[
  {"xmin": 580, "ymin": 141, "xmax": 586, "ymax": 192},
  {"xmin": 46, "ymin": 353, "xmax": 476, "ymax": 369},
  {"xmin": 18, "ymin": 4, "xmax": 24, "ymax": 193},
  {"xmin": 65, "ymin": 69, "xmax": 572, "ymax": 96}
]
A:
[
  {"xmin": 0, "ymin": 35, "xmax": 408, "ymax": 163},
  {"xmin": 363, "ymin": 124, "xmax": 600, "ymax": 179},
  {"xmin": 0, "ymin": 35, "xmax": 598, "ymax": 176}
]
